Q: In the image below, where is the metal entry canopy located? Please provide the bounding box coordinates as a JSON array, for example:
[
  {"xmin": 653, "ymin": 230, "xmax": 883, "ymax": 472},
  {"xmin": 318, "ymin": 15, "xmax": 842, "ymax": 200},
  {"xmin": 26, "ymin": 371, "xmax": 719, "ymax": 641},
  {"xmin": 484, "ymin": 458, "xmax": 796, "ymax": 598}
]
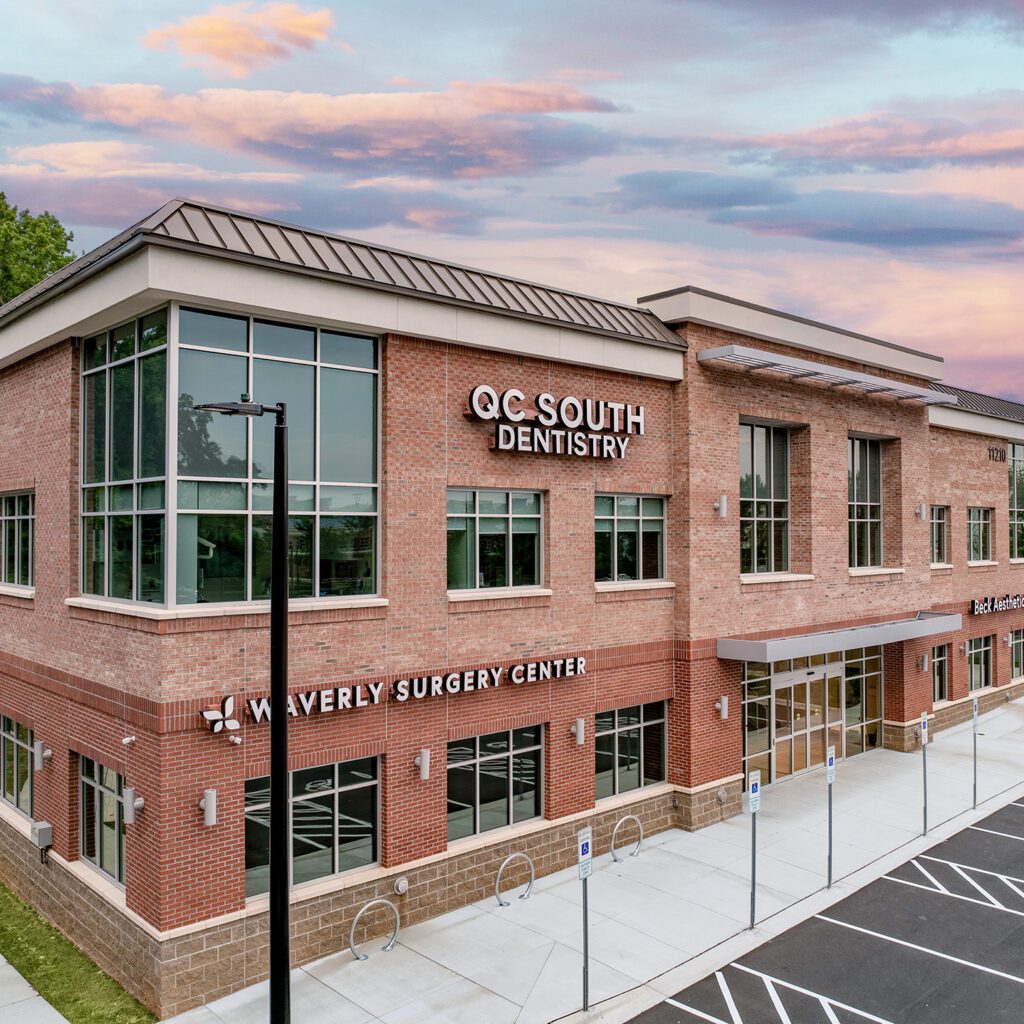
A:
[{"xmin": 718, "ymin": 611, "xmax": 962, "ymax": 663}]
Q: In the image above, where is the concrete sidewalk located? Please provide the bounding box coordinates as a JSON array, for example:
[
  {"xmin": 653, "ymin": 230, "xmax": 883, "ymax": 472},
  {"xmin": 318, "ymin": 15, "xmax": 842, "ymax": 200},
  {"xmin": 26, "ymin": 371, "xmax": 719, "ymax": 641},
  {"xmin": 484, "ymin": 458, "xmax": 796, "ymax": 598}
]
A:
[
  {"xmin": 165, "ymin": 697, "xmax": 1024, "ymax": 1024},
  {"xmin": 0, "ymin": 954, "xmax": 67, "ymax": 1023}
]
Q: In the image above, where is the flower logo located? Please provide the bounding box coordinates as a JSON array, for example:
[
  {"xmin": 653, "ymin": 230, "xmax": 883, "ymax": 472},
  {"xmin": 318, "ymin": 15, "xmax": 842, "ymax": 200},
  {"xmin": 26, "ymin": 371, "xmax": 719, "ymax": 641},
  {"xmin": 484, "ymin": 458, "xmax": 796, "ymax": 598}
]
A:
[{"xmin": 201, "ymin": 696, "xmax": 241, "ymax": 734}]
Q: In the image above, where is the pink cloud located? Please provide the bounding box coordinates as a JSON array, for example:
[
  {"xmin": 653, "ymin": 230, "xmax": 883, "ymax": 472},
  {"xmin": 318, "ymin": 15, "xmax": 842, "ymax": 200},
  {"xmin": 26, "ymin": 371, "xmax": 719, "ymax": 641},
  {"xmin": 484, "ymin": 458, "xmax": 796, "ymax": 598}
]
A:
[{"xmin": 143, "ymin": 3, "xmax": 336, "ymax": 78}]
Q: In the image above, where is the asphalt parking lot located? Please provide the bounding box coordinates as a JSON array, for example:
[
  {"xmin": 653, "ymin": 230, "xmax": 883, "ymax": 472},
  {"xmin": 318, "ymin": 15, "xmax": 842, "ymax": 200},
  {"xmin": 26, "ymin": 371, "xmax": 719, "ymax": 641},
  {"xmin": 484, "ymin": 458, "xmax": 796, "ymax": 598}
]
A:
[{"xmin": 629, "ymin": 801, "xmax": 1024, "ymax": 1024}]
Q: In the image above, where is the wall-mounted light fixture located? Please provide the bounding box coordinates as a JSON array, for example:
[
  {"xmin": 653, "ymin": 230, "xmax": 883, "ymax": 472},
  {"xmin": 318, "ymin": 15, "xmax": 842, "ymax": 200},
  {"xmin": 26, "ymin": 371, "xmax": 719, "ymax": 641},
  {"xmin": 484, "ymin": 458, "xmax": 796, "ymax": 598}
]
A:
[
  {"xmin": 915, "ymin": 502, "xmax": 927, "ymax": 519},
  {"xmin": 414, "ymin": 748, "xmax": 431, "ymax": 781},
  {"xmin": 918, "ymin": 654, "xmax": 929, "ymax": 673},
  {"xmin": 199, "ymin": 789, "xmax": 218, "ymax": 827},
  {"xmin": 1006, "ymin": 633, "xmax": 1014, "ymax": 647},
  {"xmin": 32, "ymin": 740, "xmax": 52, "ymax": 772},
  {"xmin": 121, "ymin": 735, "xmax": 136, "ymax": 746},
  {"xmin": 570, "ymin": 718, "xmax": 586, "ymax": 745},
  {"xmin": 959, "ymin": 643, "xmax": 967, "ymax": 656},
  {"xmin": 713, "ymin": 495, "xmax": 728, "ymax": 519},
  {"xmin": 714, "ymin": 696, "xmax": 729, "ymax": 720},
  {"xmin": 123, "ymin": 787, "xmax": 145, "ymax": 825}
]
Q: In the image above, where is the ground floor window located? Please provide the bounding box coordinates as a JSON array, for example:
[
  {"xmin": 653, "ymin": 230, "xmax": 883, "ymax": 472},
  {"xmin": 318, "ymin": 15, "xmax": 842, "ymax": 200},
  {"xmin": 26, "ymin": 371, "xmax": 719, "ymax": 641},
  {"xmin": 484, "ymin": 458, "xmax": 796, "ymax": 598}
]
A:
[
  {"xmin": 1012, "ymin": 630, "xmax": 1024, "ymax": 680},
  {"xmin": 447, "ymin": 727, "xmax": 542, "ymax": 841},
  {"xmin": 1, "ymin": 717, "xmax": 32, "ymax": 816},
  {"xmin": 932, "ymin": 645, "xmax": 949, "ymax": 702},
  {"xmin": 595, "ymin": 702, "xmax": 666, "ymax": 799},
  {"xmin": 244, "ymin": 757, "xmax": 379, "ymax": 897},
  {"xmin": 79, "ymin": 757, "xmax": 125, "ymax": 884},
  {"xmin": 968, "ymin": 636, "xmax": 993, "ymax": 691}
]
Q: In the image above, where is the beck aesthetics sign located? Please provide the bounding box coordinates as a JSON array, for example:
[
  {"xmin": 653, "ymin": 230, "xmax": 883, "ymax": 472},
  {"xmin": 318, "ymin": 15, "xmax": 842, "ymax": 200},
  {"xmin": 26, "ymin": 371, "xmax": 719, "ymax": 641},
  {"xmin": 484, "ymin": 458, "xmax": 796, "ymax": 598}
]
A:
[
  {"xmin": 201, "ymin": 655, "xmax": 586, "ymax": 731},
  {"xmin": 466, "ymin": 385, "xmax": 645, "ymax": 459},
  {"xmin": 971, "ymin": 594, "xmax": 1024, "ymax": 615}
]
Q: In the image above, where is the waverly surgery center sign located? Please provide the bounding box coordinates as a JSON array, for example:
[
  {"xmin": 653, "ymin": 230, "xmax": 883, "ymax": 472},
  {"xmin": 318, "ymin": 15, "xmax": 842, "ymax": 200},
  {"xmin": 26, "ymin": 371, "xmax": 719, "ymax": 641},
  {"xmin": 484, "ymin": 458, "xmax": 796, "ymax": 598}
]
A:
[{"xmin": 466, "ymin": 385, "xmax": 645, "ymax": 459}]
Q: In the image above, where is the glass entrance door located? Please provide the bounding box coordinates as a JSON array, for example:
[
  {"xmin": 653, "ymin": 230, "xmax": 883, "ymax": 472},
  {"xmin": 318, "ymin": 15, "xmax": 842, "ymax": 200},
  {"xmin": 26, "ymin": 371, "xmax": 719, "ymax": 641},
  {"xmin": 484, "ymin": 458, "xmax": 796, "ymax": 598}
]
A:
[{"xmin": 773, "ymin": 676, "xmax": 830, "ymax": 779}]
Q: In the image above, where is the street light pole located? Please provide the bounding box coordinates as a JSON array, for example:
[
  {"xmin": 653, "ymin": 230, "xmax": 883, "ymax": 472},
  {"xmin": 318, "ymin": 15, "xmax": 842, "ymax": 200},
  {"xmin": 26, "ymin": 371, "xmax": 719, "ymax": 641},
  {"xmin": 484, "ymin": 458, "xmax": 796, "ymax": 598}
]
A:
[{"xmin": 194, "ymin": 397, "xmax": 289, "ymax": 1024}]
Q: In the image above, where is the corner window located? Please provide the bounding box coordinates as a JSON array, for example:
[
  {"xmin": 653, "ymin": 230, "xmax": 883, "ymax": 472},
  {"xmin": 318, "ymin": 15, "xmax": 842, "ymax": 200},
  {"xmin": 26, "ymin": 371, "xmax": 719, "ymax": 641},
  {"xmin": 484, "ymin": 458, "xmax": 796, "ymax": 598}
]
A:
[
  {"xmin": 244, "ymin": 757, "xmax": 379, "ymax": 897},
  {"xmin": 929, "ymin": 506, "xmax": 948, "ymax": 565},
  {"xmin": 0, "ymin": 492, "xmax": 34, "ymax": 588},
  {"xmin": 447, "ymin": 727, "xmax": 542, "ymax": 841},
  {"xmin": 446, "ymin": 490, "xmax": 541, "ymax": 590},
  {"xmin": 1, "ymin": 717, "xmax": 33, "ymax": 816},
  {"xmin": 967, "ymin": 507, "xmax": 993, "ymax": 562},
  {"xmin": 594, "ymin": 495, "xmax": 665, "ymax": 582},
  {"xmin": 595, "ymin": 702, "xmax": 666, "ymax": 799},
  {"xmin": 967, "ymin": 636, "xmax": 993, "ymax": 691},
  {"xmin": 79, "ymin": 757, "xmax": 125, "ymax": 884},
  {"xmin": 932, "ymin": 645, "xmax": 948, "ymax": 702},
  {"xmin": 81, "ymin": 311, "xmax": 167, "ymax": 603},
  {"xmin": 848, "ymin": 437, "xmax": 881, "ymax": 568},
  {"xmin": 1012, "ymin": 444, "xmax": 1024, "ymax": 559},
  {"xmin": 740, "ymin": 424, "xmax": 789, "ymax": 574}
]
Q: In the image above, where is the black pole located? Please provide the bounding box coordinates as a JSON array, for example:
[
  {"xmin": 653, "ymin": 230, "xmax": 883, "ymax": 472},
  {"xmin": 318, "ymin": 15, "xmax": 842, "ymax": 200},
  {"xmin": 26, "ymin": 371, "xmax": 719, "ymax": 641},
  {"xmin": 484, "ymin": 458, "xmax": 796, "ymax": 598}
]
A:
[{"xmin": 269, "ymin": 403, "xmax": 290, "ymax": 1024}]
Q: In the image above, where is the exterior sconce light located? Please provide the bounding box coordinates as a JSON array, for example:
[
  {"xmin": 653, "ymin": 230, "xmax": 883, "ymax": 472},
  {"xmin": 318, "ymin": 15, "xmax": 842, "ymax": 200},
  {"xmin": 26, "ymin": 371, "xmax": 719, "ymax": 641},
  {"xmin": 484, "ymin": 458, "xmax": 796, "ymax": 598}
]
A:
[
  {"xmin": 915, "ymin": 502, "xmax": 927, "ymax": 519},
  {"xmin": 570, "ymin": 718, "xmax": 586, "ymax": 745},
  {"xmin": 414, "ymin": 748, "xmax": 431, "ymax": 780},
  {"xmin": 1006, "ymin": 633, "xmax": 1014, "ymax": 647},
  {"xmin": 918, "ymin": 654, "xmax": 929, "ymax": 672},
  {"xmin": 123, "ymin": 787, "xmax": 145, "ymax": 825},
  {"xmin": 715, "ymin": 696, "xmax": 729, "ymax": 720},
  {"xmin": 713, "ymin": 495, "xmax": 728, "ymax": 518},
  {"xmin": 121, "ymin": 735, "xmax": 137, "ymax": 746},
  {"xmin": 32, "ymin": 740, "xmax": 53, "ymax": 772},
  {"xmin": 958, "ymin": 643, "xmax": 967, "ymax": 656},
  {"xmin": 199, "ymin": 789, "xmax": 218, "ymax": 827}
]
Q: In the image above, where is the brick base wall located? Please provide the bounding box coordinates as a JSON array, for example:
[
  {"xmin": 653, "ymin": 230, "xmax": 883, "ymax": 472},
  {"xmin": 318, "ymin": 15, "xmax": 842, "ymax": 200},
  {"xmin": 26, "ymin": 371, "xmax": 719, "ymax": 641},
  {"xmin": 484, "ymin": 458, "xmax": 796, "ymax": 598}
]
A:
[
  {"xmin": 675, "ymin": 779, "xmax": 743, "ymax": 830},
  {"xmin": 0, "ymin": 786, "xmax": 692, "ymax": 1018}
]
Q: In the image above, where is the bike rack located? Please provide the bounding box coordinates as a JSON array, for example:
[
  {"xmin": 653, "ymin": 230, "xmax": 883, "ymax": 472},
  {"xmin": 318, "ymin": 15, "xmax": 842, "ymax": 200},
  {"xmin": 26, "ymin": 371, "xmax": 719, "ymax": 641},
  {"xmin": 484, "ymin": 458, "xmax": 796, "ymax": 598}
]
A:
[
  {"xmin": 494, "ymin": 852, "xmax": 535, "ymax": 907},
  {"xmin": 348, "ymin": 898, "xmax": 400, "ymax": 961},
  {"xmin": 611, "ymin": 814, "xmax": 643, "ymax": 863}
]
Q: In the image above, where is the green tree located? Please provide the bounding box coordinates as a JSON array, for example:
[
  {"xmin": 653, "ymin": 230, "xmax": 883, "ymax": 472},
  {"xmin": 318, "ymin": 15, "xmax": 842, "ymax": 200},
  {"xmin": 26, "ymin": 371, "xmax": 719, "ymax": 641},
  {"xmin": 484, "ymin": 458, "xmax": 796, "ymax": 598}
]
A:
[{"xmin": 0, "ymin": 192, "xmax": 76, "ymax": 305}]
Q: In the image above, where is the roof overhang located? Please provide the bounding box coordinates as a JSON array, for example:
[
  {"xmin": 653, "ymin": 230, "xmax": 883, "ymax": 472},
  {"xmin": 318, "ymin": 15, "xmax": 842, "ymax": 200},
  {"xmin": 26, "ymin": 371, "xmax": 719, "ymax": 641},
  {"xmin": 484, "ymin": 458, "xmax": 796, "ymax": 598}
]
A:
[
  {"xmin": 697, "ymin": 345, "xmax": 956, "ymax": 406},
  {"xmin": 930, "ymin": 404, "xmax": 1024, "ymax": 443},
  {"xmin": 717, "ymin": 612, "xmax": 963, "ymax": 663}
]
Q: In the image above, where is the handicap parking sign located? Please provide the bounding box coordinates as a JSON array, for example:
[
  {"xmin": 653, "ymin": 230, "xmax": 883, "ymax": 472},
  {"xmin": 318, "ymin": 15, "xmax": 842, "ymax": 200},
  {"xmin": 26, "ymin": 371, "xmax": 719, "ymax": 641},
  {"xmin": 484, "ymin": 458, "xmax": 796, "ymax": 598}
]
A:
[
  {"xmin": 826, "ymin": 746, "xmax": 836, "ymax": 785},
  {"xmin": 578, "ymin": 827, "xmax": 593, "ymax": 880},
  {"xmin": 748, "ymin": 770, "xmax": 761, "ymax": 813}
]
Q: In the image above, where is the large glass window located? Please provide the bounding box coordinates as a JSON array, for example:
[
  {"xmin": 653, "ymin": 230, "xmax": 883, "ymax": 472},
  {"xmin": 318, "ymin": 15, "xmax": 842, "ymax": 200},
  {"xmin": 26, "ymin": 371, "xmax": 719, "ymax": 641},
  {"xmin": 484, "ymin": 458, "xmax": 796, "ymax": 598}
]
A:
[
  {"xmin": 79, "ymin": 757, "xmax": 125, "ymax": 884},
  {"xmin": 968, "ymin": 507, "xmax": 993, "ymax": 562},
  {"xmin": 1012, "ymin": 444, "xmax": 1024, "ymax": 559},
  {"xmin": 447, "ymin": 490, "xmax": 541, "ymax": 590},
  {"xmin": 177, "ymin": 312, "xmax": 379, "ymax": 604},
  {"xmin": 595, "ymin": 703, "xmax": 666, "ymax": 799},
  {"xmin": 244, "ymin": 757, "xmax": 379, "ymax": 897},
  {"xmin": 81, "ymin": 310, "xmax": 167, "ymax": 603},
  {"xmin": 740, "ymin": 424, "xmax": 789, "ymax": 574},
  {"xmin": 447, "ymin": 728, "xmax": 542, "ymax": 841},
  {"xmin": 0, "ymin": 492, "xmax": 34, "ymax": 588},
  {"xmin": 1, "ymin": 717, "xmax": 33, "ymax": 816},
  {"xmin": 594, "ymin": 495, "xmax": 664, "ymax": 582},
  {"xmin": 848, "ymin": 437, "xmax": 882, "ymax": 568},
  {"xmin": 932, "ymin": 645, "xmax": 948, "ymax": 702},
  {"xmin": 843, "ymin": 647, "xmax": 884, "ymax": 755},
  {"xmin": 968, "ymin": 636, "xmax": 993, "ymax": 691},
  {"xmin": 1012, "ymin": 630, "xmax": 1024, "ymax": 681},
  {"xmin": 930, "ymin": 506, "xmax": 949, "ymax": 565}
]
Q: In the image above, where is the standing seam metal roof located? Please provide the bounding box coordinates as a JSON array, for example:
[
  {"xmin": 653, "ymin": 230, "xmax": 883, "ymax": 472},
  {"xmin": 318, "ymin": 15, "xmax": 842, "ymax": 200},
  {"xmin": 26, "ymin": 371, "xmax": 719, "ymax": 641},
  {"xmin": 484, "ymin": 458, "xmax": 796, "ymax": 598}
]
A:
[
  {"xmin": 931, "ymin": 383, "xmax": 1024, "ymax": 425},
  {"xmin": 0, "ymin": 198, "xmax": 682, "ymax": 349}
]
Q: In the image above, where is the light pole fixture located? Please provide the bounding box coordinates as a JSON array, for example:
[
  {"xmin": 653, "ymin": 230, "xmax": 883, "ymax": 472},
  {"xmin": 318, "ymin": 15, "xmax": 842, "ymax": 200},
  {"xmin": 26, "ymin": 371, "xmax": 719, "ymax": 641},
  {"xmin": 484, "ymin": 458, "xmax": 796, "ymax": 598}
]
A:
[{"xmin": 195, "ymin": 395, "xmax": 290, "ymax": 1024}]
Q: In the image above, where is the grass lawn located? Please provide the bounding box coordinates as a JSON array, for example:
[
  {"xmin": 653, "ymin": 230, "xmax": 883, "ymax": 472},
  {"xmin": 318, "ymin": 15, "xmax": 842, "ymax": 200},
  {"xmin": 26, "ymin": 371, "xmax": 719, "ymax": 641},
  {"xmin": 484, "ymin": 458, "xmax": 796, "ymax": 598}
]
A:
[{"xmin": 0, "ymin": 880, "xmax": 156, "ymax": 1024}]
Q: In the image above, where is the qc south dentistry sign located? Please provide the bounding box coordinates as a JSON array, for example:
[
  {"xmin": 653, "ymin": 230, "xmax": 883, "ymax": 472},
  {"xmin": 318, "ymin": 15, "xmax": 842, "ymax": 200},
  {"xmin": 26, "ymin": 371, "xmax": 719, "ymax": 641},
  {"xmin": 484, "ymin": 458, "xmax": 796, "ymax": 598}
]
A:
[
  {"xmin": 201, "ymin": 656, "xmax": 586, "ymax": 731},
  {"xmin": 466, "ymin": 385, "xmax": 645, "ymax": 459}
]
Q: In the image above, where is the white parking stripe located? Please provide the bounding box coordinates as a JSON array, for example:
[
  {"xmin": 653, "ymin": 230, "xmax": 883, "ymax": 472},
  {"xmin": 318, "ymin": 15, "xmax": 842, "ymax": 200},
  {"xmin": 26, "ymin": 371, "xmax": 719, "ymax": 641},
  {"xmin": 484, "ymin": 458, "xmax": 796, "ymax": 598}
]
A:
[
  {"xmin": 762, "ymin": 977, "xmax": 791, "ymax": 1024},
  {"xmin": 919, "ymin": 855, "xmax": 1024, "ymax": 888},
  {"xmin": 910, "ymin": 858, "xmax": 948, "ymax": 892},
  {"xmin": 664, "ymin": 997, "xmax": 730, "ymax": 1024},
  {"xmin": 883, "ymin": 874, "xmax": 1024, "ymax": 917},
  {"xmin": 950, "ymin": 862, "xmax": 1007, "ymax": 908},
  {"xmin": 970, "ymin": 825, "xmax": 1024, "ymax": 842},
  {"xmin": 816, "ymin": 914, "xmax": 1024, "ymax": 985},
  {"xmin": 716, "ymin": 970, "xmax": 745, "ymax": 1024}
]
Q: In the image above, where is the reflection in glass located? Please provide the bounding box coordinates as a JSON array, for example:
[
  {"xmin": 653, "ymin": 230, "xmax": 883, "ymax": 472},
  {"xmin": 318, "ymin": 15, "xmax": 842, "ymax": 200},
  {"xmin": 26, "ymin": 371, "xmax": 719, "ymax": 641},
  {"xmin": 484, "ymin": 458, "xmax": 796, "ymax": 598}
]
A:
[
  {"xmin": 176, "ymin": 514, "xmax": 246, "ymax": 604},
  {"xmin": 178, "ymin": 350, "xmax": 248, "ymax": 477},
  {"xmin": 110, "ymin": 363, "xmax": 135, "ymax": 481},
  {"xmin": 180, "ymin": 308, "xmax": 248, "ymax": 351},
  {"xmin": 253, "ymin": 320, "xmax": 315, "ymax": 360},
  {"xmin": 320, "ymin": 516, "xmax": 375, "ymax": 595},
  {"xmin": 320, "ymin": 368, "xmax": 376, "ymax": 483},
  {"xmin": 253, "ymin": 359, "xmax": 315, "ymax": 480},
  {"xmin": 139, "ymin": 352, "xmax": 166, "ymax": 478}
]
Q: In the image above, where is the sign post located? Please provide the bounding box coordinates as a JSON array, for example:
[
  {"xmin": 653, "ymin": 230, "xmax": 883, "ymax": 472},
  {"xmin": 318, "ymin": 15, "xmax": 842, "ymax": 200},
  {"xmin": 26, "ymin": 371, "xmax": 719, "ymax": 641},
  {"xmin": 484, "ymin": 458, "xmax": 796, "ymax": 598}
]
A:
[
  {"xmin": 826, "ymin": 746, "xmax": 836, "ymax": 889},
  {"xmin": 748, "ymin": 771, "xmax": 760, "ymax": 929},
  {"xmin": 577, "ymin": 827, "xmax": 593, "ymax": 1011},
  {"xmin": 921, "ymin": 712, "xmax": 929, "ymax": 836},
  {"xmin": 973, "ymin": 698, "xmax": 979, "ymax": 810}
]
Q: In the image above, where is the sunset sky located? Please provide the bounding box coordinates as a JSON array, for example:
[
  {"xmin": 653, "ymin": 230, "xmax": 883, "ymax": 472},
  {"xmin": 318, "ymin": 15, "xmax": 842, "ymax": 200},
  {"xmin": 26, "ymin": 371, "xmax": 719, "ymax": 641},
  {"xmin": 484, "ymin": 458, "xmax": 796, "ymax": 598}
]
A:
[{"xmin": 2, "ymin": 2, "xmax": 1022, "ymax": 396}]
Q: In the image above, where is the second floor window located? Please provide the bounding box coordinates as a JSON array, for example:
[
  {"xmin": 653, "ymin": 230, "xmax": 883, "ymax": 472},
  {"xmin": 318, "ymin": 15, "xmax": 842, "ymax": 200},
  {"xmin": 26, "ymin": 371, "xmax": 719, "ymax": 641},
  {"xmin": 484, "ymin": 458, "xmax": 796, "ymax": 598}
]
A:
[
  {"xmin": 967, "ymin": 507, "xmax": 993, "ymax": 562},
  {"xmin": 968, "ymin": 635, "xmax": 993, "ymax": 691},
  {"xmin": 739, "ymin": 424, "xmax": 789, "ymax": 574},
  {"xmin": 929, "ymin": 506, "xmax": 948, "ymax": 564},
  {"xmin": 0, "ymin": 492, "xmax": 34, "ymax": 588},
  {"xmin": 447, "ymin": 490, "xmax": 541, "ymax": 590},
  {"xmin": 594, "ymin": 495, "xmax": 665, "ymax": 582},
  {"xmin": 80, "ymin": 757, "xmax": 125, "ymax": 885},
  {"xmin": 932, "ymin": 645, "xmax": 948, "ymax": 702},
  {"xmin": 1, "ymin": 716, "xmax": 33, "ymax": 816},
  {"xmin": 848, "ymin": 437, "xmax": 881, "ymax": 568},
  {"xmin": 1011, "ymin": 443, "xmax": 1024, "ymax": 558}
]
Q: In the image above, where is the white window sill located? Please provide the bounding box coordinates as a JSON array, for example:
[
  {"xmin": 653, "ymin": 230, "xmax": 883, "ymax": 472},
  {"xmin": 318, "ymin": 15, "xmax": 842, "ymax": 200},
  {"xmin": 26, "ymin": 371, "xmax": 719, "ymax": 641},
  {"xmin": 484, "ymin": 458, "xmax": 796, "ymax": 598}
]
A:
[
  {"xmin": 1010, "ymin": 558, "xmax": 1024, "ymax": 565},
  {"xmin": 929, "ymin": 563, "xmax": 955, "ymax": 570},
  {"xmin": 595, "ymin": 580, "xmax": 675, "ymax": 593},
  {"xmin": 739, "ymin": 573, "xmax": 815, "ymax": 584},
  {"xmin": 848, "ymin": 567, "xmax": 905, "ymax": 577},
  {"xmin": 967, "ymin": 560, "xmax": 999, "ymax": 568},
  {"xmin": 448, "ymin": 587, "xmax": 552, "ymax": 603},
  {"xmin": 65, "ymin": 595, "xmax": 389, "ymax": 620},
  {"xmin": 0, "ymin": 584, "xmax": 34, "ymax": 600}
]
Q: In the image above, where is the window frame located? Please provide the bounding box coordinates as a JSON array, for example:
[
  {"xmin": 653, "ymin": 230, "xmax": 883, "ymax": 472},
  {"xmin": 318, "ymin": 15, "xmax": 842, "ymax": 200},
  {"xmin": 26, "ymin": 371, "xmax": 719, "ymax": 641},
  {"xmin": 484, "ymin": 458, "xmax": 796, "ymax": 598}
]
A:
[
  {"xmin": 848, "ymin": 437, "xmax": 882, "ymax": 568},
  {"xmin": 78, "ymin": 756, "xmax": 126, "ymax": 886},
  {"xmin": 446, "ymin": 488, "xmax": 543, "ymax": 591},
  {"xmin": 1012, "ymin": 630, "xmax": 1024, "ymax": 681},
  {"xmin": 0, "ymin": 492, "xmax": 35, "ymax": 589},
  {"xmin": 594, "ymin": 494, "xmax": 666, "ymax": 583},
  {"xmin": 932, "ymin": 644, "xmax": 949, "ymax": 703},
  {"xmin": 967, "ymin": 507, "xmax": 993, "ymax": 562},
  {"xmin": 594, "ymin": 702, "xmax": 667, "ymax": 800},
  {"xmin": 739, "ymin": 423, "xmax": 790, "ymax": 575},
  {"xmin": 967, "ymin": 635, "xmax": 993, "ymax": 692},
  {"xmin": 1011, "ymin": 443, "xmax": 1024, "ymax": 560},
  {"xmin": 0, "ymin": 716, "xmax": 33, "ymax": 818},
  {"xmin": 929, "ymin": 505, "xmax": 949, "ymax": 565}
]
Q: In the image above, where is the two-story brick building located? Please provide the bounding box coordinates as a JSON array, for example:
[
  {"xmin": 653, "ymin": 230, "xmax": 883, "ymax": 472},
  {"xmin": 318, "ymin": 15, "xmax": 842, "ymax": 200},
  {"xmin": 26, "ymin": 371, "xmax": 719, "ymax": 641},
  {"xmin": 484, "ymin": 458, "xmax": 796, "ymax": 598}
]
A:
[{"xmin": 0, "ymin": 199, "xmax": 1021, "ymax": 1016}]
